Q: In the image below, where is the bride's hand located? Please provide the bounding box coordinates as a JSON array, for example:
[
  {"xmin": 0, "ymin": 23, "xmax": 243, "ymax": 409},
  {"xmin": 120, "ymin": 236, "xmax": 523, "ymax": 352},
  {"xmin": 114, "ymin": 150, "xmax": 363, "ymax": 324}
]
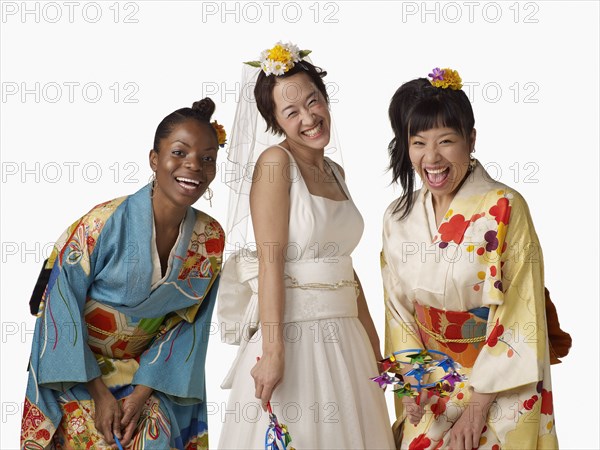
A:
[{"xmin": 251, "ymin": 352, "xmax": 285, "ymax": 411}]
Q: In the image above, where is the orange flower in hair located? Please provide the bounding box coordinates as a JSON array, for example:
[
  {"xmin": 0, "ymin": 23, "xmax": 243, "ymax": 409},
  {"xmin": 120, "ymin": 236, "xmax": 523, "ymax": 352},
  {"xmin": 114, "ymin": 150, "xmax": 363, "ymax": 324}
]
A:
[{"xmin": 211, "ymin": 120, "xmax": 227, "ymax": 148}]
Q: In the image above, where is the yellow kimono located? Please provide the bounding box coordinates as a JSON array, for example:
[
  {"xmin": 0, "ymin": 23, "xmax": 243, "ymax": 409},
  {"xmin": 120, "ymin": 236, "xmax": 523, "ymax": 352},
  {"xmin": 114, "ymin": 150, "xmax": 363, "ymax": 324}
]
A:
[{"xmin": 382, "ymin": 161, "xmax": 558, "ymax": 449}]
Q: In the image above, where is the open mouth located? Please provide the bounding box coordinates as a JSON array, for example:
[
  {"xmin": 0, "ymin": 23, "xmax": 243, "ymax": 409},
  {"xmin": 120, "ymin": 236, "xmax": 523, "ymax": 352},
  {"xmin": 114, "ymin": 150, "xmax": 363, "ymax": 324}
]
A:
[
  {"xmin": 302, "ymin": 120, "xmax": 323, "ymax": 138},
  {"xmin": 424, "ymin": 167, "xmax": 450, "ymax": 187},
  {"xmin": 175, "ymin": 176, "xmax": 201, "ymax": 191}
]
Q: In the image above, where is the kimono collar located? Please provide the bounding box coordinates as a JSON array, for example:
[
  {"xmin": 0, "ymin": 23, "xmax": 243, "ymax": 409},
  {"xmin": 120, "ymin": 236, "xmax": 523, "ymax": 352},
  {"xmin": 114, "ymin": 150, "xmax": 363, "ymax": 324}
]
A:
[{"xmin": 124, "ymin": 184, "xmax": 198, "ymax": 304}]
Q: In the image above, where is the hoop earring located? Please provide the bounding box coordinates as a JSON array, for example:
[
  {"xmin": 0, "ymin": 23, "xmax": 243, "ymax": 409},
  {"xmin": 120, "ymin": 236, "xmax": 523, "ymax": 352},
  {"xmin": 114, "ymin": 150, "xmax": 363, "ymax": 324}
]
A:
[
  {"xmin": 149, "ymin": 172, "xmax": 157, "ymax": 199},
  {"xmin": 204, "ymin": 187, "xmax": 213, "ymax": 207}
]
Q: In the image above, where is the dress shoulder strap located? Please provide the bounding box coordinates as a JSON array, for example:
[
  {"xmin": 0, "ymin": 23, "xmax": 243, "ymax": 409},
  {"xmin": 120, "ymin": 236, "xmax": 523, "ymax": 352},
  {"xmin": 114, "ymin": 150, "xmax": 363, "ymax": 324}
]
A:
[
  {"xmin": 266, "ymin": 144, "xmax": 306, "ymax": 193},
  {"xmin": 270, "ymin": 144, "xmax": 295, "ymax": 163},
  {"xmin": 324, "ymin": 157, "xmax": 352, "ymax": 200}
]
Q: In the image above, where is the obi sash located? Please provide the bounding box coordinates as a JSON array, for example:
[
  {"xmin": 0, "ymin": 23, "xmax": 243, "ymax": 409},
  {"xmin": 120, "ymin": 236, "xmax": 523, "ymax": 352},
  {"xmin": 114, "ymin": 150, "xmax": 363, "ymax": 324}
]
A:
[
  {"xmin": 84, "ymin": 298, "xmax": 163, "ymax": 360},
  {"xmin": 413, "ymin": 303, "xmax": 489, "ymax": 368},
  {"xmin": 218, "ymin": 249, "xmax": 359, "ymax": 388}
]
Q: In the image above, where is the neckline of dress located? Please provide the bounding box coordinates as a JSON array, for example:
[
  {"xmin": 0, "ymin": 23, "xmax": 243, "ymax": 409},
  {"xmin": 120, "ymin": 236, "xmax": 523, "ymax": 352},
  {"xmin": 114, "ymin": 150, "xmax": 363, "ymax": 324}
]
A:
[
  {"xmin": 309, "ymin": 193, "xmax": 350, "ymax": 202},
  {"xmin": 306, "ymin": 159, "xmax": 351, "ymax": 203},
  {"xmin": 274, "ymin": 144, "xmax": 351, "ymax": 203}
]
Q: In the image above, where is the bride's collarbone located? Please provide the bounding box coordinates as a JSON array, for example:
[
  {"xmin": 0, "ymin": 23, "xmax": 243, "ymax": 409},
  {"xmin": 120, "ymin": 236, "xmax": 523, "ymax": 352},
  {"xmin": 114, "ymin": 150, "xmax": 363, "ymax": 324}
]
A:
[{"xmin": 299, "ymin": 167, "xmax": 347, "ymax": 200}]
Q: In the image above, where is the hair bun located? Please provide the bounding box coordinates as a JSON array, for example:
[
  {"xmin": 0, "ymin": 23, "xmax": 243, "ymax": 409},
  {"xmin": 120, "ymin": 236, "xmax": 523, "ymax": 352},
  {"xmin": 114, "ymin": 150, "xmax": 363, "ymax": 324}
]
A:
[{"xmin": 192, "ymin": 97, "xmax": 216, "ymax": 121}]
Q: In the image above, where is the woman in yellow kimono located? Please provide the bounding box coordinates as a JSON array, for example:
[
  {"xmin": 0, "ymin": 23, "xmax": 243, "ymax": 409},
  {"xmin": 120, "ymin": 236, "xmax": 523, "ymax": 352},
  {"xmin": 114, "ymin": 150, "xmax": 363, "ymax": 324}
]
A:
[
  {"xmin": 20, "ymin": 98, "xmax": 226, "ymax": 449},
  {"xmin": 381, "ymin": 69, "xmax": 558, "ymax": 449}
]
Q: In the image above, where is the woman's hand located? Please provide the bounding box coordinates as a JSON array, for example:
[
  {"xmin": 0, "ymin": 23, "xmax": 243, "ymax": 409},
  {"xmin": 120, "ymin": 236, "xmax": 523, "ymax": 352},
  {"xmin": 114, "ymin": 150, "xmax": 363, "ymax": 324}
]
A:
[
  {"xmin": 251, "ymin": 351, "xmax": 285, "ymax": 411},
  {"xmin": 119, "ymin": 385, "xmax": 153, "ymax": 446},
  {"xmin": 402, "ymin": 395, "xmax": 427, "ymax": 425},
  {"xmin": 448, "ymin": 391, "xmax": 496, "ymax": 450},
  {"xmin": 86, "ymin": 377, "xmax": 121, "ymax": 445}
]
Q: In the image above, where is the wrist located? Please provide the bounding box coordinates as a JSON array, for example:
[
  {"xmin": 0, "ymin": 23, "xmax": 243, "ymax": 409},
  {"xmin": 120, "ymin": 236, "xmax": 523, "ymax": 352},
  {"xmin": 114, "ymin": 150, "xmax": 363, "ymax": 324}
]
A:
[
  {"xmin": 86, "ymin": 377, "xmax": 111, "ymax": 400},
  {"xmin": 261, "ymin": 342, "xmax": 285, "ymax": 356},
  {"xmin": 402, "ymin": 395, "xmax": 415, "ymax": 403},
  {"xmin": 260, "ymin": 321, "xmax": 285, "ymax": 350},
  {"xmin": 133, "ymin": 385, "xmax": 153, "ymax": 400},
  {"xmin": 469, "ymin": 391, "xmax": 497, "ymax": 410}
]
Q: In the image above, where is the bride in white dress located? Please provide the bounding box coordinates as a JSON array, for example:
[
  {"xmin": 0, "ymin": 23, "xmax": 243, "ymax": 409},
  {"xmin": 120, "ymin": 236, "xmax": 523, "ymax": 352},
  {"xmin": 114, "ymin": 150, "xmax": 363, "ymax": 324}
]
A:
[{"xmin": 218, "ymin": 43, "xmax": 394, "ymax": 449}]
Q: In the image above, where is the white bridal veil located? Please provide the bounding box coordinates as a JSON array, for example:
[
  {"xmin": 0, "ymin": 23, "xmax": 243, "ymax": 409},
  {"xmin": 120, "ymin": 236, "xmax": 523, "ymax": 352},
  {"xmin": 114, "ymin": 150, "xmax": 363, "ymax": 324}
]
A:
[{"xmin": 223, "ymin": 61, "xmax": 344, "ymax": 254}]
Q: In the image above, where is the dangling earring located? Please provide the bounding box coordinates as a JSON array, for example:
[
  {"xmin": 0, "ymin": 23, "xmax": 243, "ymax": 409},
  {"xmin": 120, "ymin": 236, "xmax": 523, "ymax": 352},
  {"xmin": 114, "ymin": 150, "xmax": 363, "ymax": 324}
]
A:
[
  {"xmin": 468, "ymin": 151, "xmax": 477, "ymax": 172},
  {"xmin": 150, "ymin": 172, "xmax": 157, "ymax": 198},
  {"xmin": 204, "ymin": 187, "xmax": 213, "ymax": 207}
]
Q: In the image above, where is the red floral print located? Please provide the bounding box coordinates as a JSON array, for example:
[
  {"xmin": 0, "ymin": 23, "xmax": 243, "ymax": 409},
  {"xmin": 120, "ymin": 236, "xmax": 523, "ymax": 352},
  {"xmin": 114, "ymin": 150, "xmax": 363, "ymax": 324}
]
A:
[
  {"xmin": 205, "ymin": 220, "xmax": 225, "ymax": 255},
  {"xmin": 426, "ymin": 308, "xmax": 469, "ymax": 353},
  {"xmin": 409, "ymin": 434, "xmax": 432, "ymax": 450},
  {"xmin": 430, "ymin": 396, "xmax": 449, "ymax": 419},
  {"xmin": 35, "ymin": 429, "xmax": 51, "ymax": 441},
  {"xmin": 541, "ymin": 389, "xmax": 553, "ymax": 415},
  {"xmin": 205, "ymin": 236, "xmax": 224, "ymax": 255},
  {"xmin": 443, "ymin": 311, "xmax": 470, "ymax": 353},
  {"xmin": 489, "ymin": 197, "xmax": 511, "ymax": 225},
  {"xmin": 486, "ymin": 319, "xmax": 504, "ymax": 347},
  {"xmin": 64, "ymin": 402, "xmax": 78, "ymax": 414},
  {"xmin": 523, "ymin": 394, "xmax": 539, "ymax": 410},
  {"xmin": 439, "ymin": 214, "xmax": 470, "ymax": 244}
]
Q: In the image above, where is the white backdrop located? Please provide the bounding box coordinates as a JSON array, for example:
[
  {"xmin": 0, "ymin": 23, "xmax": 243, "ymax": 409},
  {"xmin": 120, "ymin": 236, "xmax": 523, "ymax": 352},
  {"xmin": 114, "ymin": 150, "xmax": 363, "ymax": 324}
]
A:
[{"xmin": 1, "ymin": 1, "xmax": 598, "ymax": 448}]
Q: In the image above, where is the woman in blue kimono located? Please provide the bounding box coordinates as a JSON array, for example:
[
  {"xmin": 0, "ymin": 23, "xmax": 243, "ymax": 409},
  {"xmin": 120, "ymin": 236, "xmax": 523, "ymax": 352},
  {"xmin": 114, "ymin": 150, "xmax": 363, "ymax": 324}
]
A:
[{"xmin": 20, "ymin": 98, "xmax": 226, "ymax": 449}]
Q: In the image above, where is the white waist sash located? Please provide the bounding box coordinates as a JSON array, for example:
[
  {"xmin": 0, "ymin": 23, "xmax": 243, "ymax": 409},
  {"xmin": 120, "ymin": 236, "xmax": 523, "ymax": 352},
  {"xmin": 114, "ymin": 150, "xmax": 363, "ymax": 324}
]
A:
[{"xmin": 217, "ymin": 249, "xmax": 359, "ymax": 388}]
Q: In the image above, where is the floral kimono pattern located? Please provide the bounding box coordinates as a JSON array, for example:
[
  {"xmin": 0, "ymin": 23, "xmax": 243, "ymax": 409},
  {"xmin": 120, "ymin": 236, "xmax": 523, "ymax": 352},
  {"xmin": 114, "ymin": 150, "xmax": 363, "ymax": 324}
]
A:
[
  {"xmin": 382, "ymin": 161, "xmax": 558, "ymax": 449},
  {"xmin": 21, "ymin": 184, "xmax": 224, "ymax": 449}
]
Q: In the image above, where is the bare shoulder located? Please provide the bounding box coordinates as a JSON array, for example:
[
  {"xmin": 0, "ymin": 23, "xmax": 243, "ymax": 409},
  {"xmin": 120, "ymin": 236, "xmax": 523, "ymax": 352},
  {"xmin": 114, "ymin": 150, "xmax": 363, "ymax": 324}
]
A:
[
  {"xmin": 256, "ymin": 145, "xmax": 290, "ymax": 166},
  {"xmin": 253, "ymin": 146, "xmax": 292, "ymax": 184}
]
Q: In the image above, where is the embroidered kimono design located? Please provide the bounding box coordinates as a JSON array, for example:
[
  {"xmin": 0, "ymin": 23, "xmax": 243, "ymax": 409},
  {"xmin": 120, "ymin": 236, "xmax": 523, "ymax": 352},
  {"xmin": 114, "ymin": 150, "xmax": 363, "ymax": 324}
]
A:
[
  {"xmin": 382, "ymin": 162, "xmax": 558, "ymax": 449},
  {"xmin": 21, "ymin": 184, "xmax": 224, "ymax": 450}
]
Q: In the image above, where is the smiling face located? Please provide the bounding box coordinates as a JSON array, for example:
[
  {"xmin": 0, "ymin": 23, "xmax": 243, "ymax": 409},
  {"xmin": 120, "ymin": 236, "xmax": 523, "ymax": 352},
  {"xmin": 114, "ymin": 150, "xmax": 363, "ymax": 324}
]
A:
[
  {"xmin": 149, "ymin": 119, "xmax": 218, "ymax": 211},
  {"xmin": 272, "ymin": 72, "xmax": 331, "ymax": 150},
  {"xmin": 409, "ymin": 126, "xmax": 475, "ymax": 202}
]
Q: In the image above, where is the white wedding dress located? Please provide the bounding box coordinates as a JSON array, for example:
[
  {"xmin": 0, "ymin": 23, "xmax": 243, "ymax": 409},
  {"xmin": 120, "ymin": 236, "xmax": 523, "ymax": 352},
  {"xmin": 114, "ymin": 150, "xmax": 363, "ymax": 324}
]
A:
[{"xmin": 218, "ymin": 146, "xmax": 394, "ymax": 449}]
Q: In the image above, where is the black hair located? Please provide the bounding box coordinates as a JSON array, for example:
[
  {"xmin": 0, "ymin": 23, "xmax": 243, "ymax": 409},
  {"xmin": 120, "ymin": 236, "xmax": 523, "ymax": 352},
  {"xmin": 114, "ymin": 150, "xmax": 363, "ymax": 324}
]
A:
[
  {"xmin": 254, "ymin": 60, "xmax": 329, "ymax": 135},
  {"xmin": 153, "ymin": 97, "xmax": 217, "ymax": 151},
  {"xmin": 388, "ymin": 78, "xmax": 475, "ymax": 220}
]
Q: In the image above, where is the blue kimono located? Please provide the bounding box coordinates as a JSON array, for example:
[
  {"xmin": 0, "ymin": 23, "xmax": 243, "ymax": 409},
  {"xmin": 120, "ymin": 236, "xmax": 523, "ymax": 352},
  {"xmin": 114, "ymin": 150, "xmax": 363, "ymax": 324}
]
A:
[{"xmin": 20, "ymin": 184, "xmax": 224, "ymax": 449}]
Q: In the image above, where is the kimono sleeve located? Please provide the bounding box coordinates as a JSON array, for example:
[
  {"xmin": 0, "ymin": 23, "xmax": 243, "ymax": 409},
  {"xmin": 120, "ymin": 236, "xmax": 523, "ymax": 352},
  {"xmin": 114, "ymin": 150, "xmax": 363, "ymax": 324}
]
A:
[
  {"xmin": 381, "ymin": 210, "xmax": 424, "ymax": 361},
  {"xmin": 470, "ymin": 192, "xmax": 546, "ymax": 393},
  {"xmin": 132, "ymin": 276, "xmax": 220, "ymax": 405},
  {"xmin": 28, "ymin": 217, "xmax": 103, "ymax": 391}
]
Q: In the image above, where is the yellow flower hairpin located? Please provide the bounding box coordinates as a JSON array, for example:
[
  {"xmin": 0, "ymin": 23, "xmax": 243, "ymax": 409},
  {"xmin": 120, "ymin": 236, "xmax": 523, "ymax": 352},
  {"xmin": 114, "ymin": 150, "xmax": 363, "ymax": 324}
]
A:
[
  {"xmin": 428, "ymin": 67, "xmax": 463, "ymax": 90},
  {"xmin": 245, "ymin": 41, "xmax": 311, "ymax": 76}
]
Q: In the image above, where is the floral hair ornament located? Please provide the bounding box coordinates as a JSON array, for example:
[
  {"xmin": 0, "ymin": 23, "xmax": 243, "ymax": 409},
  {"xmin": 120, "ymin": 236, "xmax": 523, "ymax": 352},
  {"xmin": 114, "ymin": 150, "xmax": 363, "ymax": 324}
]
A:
[
  {"xmin": 245, "ymin": 41, "xmax": 311, "ymax": 76},
  {"xmin": 371, "ymin": 349, "xmax": 465, "ymax": 405},
  {"xmin": 211, "ymin": 120, "xmax": 227, "ymax": 148},
  {"xmin": 428, "ymin": 67, "xmax": 463, "ymax": 90}
]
